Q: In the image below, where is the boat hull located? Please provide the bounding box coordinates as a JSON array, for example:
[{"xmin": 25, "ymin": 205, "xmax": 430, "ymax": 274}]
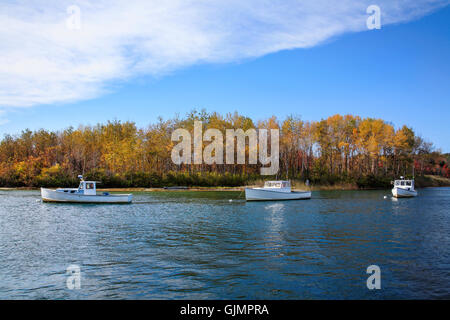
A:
[
  {"xmin": 392, "ymin": 187, "xmax": 417, "ymax": 198},
  {"xmin": 41, "ymin": 188, "xmax": 132, "ymax": 203},
  {"xmin": 245, "ymin": 188, "xmax": 311, "ymax": 201}
]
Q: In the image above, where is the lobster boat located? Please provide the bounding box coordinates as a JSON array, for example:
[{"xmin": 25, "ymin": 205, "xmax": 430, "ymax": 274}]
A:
[
  {"xmin": 41, "ymin": 175, "xmax": 133, "ymax": 203},
  {"xmin": 245, "ymin": 181, "xmax": 311, "ymax": 201},
  {"xmin": 392, "ymin": 178, "xmax": 417, "ymax": 198}
]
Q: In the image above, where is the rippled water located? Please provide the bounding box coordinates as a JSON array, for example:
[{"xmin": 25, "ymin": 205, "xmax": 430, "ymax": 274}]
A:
[{"xmin": 0, "ymin": 188, "xmax": 449, "ymax": 299}]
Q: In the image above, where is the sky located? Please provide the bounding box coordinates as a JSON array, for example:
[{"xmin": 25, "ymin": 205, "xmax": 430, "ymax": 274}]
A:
[{"xmin": 0, "ymin": 0, "xmax": 449, "ymax": 151}]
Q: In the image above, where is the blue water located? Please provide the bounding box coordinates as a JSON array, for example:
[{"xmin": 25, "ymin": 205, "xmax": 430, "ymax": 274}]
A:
[{"xmin": 0, "ymin": 188, "xmax": 449, "ymax": 299}]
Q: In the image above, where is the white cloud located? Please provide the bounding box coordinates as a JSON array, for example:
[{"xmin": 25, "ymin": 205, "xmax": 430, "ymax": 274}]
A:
[{"xmin": 0, "ymin": 0, "xmax": 447, "ymax": 108}]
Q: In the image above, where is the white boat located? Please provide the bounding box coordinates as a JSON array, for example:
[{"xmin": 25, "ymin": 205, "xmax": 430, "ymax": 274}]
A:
[
  {"xmin": 41, "ymin": 175, "xmax": 132, "ymax": 203},
  {"xmin": 245, "ymin": 181, "xmax": 311, "ymax": 201},
  {"xmin": 392, "ymin": 177, "xmax": 417, "ymax": 198}
]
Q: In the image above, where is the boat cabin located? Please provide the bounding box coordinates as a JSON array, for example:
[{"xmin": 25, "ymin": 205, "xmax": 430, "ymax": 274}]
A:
[
  {"xmin": 56, "ymin": 175, "xmax": 99, "ymax": 195},
  {"xmin": 262, "ymin": 181, "xmax": 292, "ymax": 193},
  {"xmin": 264, "ymin": 181, "xmax": 290, "ymax": 188},
  {"xmin": 78, "ymin": 180, "xmax": 97, "ymax": 195},
  {"xmin": 393, "ymin": 179, "xmax": 414, "ymax": 190}
]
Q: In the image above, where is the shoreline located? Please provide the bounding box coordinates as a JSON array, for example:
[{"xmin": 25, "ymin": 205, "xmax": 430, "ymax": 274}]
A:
[
  {"xmin": 2, "ymin": 185, "xmax": 450, "ymax": 193},
  {"xmin": 1, "ymin": 175, "xmax": 449, "ymax": 192}
]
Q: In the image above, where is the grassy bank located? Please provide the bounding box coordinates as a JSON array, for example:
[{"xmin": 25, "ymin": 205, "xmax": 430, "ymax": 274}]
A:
[{"xmin": 415, "ymin": 175, "xmax": 450, "ymax": 188}]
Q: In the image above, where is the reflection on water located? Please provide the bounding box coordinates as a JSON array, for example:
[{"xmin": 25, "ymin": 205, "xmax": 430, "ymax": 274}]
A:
[{"xmin": 0, "ymin": 188, "xmax": 449, "ymax": 299}]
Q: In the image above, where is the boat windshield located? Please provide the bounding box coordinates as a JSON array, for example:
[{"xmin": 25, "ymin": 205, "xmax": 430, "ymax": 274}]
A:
[
  {"xmin": 265, "ymin": 182, "xmax": 282, "ymax": 188},
  {"xmin": 395, "ymin": 180, "xmax": 412, "ymax": 186}
]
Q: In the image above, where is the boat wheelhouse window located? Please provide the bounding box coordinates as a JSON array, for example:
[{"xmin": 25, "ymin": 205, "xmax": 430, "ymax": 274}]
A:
[
  {"xmin": 86, "ymin": 183, "xmax": 94, "ymax": 190},
  {"xmin": 406, "ymin": 181, "xmax": 412, "ymax": 186},
  {"xmin": 401, "ymin": 181, "xmax": 405, "ymax": 186},
  {"xmin": 395, "ymin": 181, "xmax": 400, "ymax": 186},
  {"xmin": 265, "ymin": 182, "xmax": 281, "ymax": 188}
]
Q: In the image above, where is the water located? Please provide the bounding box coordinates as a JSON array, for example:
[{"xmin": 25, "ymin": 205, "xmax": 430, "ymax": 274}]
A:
[{"xmin": 0, "ymin": 188, "xmax": 449, "ymax": 299}]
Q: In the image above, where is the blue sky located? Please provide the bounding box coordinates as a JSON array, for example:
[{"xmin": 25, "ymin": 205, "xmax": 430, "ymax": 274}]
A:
[{"xmin": 0, "ymin": 1, "xmax": 449, "ymax": 151}]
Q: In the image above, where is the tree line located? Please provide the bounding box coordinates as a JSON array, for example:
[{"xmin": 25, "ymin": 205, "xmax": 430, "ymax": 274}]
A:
[{"xmin": 0, "ymin": 110, "xmax": 448, "ymax": 188}]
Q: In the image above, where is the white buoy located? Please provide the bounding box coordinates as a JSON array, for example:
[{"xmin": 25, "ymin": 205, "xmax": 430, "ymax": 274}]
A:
[
  {"xmin": 384, "ymin": 196, "xmax": 387, "ymax": 199},
  {"xmin": 229, "ymin": 199, "xmax": 233, "ymax": 202}
]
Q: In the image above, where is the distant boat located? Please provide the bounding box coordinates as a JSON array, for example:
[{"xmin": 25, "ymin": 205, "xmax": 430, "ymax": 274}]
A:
[
  {"xmin": 392, "ymin": 177, "xmax": 418, "ymax": 198},
  {"xmin": 245, "ymin": 181, "xmax": 311, "ymax": 201},
  {"xmin": 41, "ymin": 175, "xmax": 132, "ymax": 203}
]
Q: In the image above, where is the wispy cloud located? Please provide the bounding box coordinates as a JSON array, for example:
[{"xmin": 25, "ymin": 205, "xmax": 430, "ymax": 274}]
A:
[
  {"xmin": 0, "ymin": 110, "xmax": 9, "ymax": 125},
  {"xmin": 0, "ymin": 0, "xmax": 447, "ymax": 108}
]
